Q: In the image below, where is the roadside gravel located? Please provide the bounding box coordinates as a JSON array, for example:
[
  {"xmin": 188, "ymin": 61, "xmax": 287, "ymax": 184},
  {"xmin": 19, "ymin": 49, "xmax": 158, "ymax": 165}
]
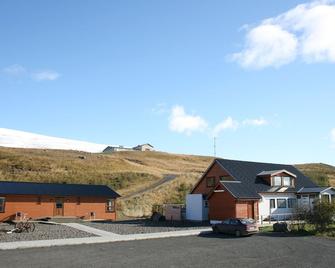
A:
[
  {"xmin": 83, "ymin": 220, "xmax": 210, "ymax": 235},
  {"xmin": 0, "ymin": 223, "xmax": 96, "ymax": 243}
]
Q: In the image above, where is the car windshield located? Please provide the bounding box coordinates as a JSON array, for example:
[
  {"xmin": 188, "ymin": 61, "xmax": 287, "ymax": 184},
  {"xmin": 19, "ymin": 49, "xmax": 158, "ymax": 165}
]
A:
[{"xmin": 239, "ymin": 218, "xmax": 255, "ymax": 224}]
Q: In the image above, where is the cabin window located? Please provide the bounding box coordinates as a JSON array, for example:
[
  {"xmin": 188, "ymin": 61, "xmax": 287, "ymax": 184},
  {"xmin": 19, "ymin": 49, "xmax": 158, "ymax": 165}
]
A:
[
  {"xmin": 288, "ymin": 198, "xmax": 297, "ymax": 208},
  {"xmin": 277, "ymin": 199, "xmax": 287, "ymax": 209},
  {"xmin": 77, "ymin": 197, "xmax": 81, "ymax": 205},
  {"xmin": 273, "ymin": 176, "xmax": 282, "ymax": 186},
  {"xmin": 206, "ymin": 177, "xmax": 216, "ymax": 187},
  {"xmin": 106, "ymin": 199, "xmax": 115, "ymax": 212},
  {"xmin": 270, "ymin": 199, "xmax": 276, "ymax": 209},
  {"xmin": 37, "ymin": 196, "xmax": 42, "ymax": 205},
  {"xmin": 0, "ymin": 197, "xmax": 5, "ymax": 213}
]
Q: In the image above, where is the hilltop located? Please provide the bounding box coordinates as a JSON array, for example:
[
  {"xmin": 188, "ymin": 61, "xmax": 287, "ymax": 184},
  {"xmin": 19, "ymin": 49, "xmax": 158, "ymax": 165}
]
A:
[{"xmin": 0, "ymin": 146, "xmax": 334, "ymax": 217}]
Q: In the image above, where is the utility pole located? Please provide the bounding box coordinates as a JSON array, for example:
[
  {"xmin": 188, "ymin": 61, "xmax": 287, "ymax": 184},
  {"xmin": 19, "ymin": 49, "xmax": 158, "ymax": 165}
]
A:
[{"xmin": 213, "ymin": 136, "xmax": 216, "ymax": 157}]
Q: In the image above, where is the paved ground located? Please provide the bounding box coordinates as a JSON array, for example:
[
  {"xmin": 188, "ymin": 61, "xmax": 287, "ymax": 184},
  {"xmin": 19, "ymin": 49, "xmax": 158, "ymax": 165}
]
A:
[
  {"xmin": 0, "ymin": 223, "xmax": 95, "ymax": 242},
  {"xmin": 83, "ymin": 219, "xmax": 210, "ymax": 234},
  {"xmin": 0, "ymin": 233, "xmax": 334, "ymax": 268}
]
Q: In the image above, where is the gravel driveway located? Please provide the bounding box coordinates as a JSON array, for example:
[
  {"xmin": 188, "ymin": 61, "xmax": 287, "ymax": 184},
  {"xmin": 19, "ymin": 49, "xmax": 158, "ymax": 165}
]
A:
[
  {"xmin": 83, "ymin": 220, "xmax": 210, "ymax": 235},
  {"xmin": 0, "ymin": 223, "xmax": 95, "ymax": 243}
]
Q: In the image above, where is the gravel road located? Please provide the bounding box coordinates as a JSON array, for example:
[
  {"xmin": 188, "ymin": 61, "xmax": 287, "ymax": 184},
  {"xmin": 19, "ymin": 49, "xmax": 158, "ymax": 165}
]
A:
[
  {"xmin": 0, "ymin": 223, "xmax": 95, "ymax": 242},
  {"xmin": 83, "ymin": 219, "xmax": 210, "ymax": 235}
]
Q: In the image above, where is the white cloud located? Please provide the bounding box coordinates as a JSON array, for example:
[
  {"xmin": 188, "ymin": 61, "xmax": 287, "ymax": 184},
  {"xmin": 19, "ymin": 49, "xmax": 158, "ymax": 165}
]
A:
[
  {"xmin": 3, "ymin": 64, "xmax": 27, "ymax": 76},
  {"xmin": 31, "ymin": 70, "xmax": 60, "ymax": 81},
  {"xmin": 213, "ymin": 117, "xmax": 239, "ymax": 137},
  {"xmin": 232, "ymin": 1, "xmax": 335, "ymax": 68},
  {"xmin": 331, "ymin": 128, "xmax": 335, "ymax": 145},
  {"xmin": 243, "ymin": 118, "xmax": 268, "ymax": 126},
  {"xmin": 232, "ymin": 24, "xmax": 298, "ymax": 69},
  {"xmin": 169, "ymin": 106, "xmax": 208, "ymax": 135}
]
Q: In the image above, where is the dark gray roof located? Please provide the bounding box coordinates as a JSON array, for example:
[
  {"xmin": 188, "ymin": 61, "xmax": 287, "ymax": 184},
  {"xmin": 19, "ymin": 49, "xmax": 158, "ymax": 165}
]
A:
[
  {"xmin": 221, "ymin": 181, "xmax": 261, "ymax": 199},
  {"xmin": 216, "ymin": 159, "xmax": 317, "ymax": 199},
  {"xmin": 297, "ymin": 187, "xmax": 332, "ymax": 194},
  {"xmin": 0, "ymin": 181, "xmax": 120, "ymax": 198}
]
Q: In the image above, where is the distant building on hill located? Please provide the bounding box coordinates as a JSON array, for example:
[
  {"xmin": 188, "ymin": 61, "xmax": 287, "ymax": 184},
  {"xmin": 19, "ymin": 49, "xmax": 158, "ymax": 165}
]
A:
[
  {"xmin": 103, "ymin": 145, "xmax": 133, "ymax": 153},
  {"xmin": 133, "ymin": 143, "xmax": 154, "ymax": 152},
  {"xmin": 103, "ymin": 143, "xmax": 154, "ymax": 153}
]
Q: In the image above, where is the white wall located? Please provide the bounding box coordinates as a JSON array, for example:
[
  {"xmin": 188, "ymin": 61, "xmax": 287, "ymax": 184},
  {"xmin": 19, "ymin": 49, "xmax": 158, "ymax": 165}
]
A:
[
  {"xmin": 186, "ymin": 194, "xmax": 206, "ymax": 221},
  {"xmin": 259, "ymin": 193, "xmax": 296, "ymax": 220}
]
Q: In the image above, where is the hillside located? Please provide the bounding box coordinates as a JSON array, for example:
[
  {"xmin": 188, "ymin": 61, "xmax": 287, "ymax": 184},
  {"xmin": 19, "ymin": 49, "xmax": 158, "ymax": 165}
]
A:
[{"xmin": 0, "ymin": 147, "xmax": 334, "ymax": 217}]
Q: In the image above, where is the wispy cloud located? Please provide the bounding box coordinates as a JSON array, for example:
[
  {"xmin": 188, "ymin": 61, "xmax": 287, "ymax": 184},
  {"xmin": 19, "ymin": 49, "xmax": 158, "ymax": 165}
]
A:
[
  {"xmin": 169, "ymin": 105, "xmax": 208, "ymax": 135},
  {"xmin": 243, "ymin": 118, "xmax": 268, "ymax": 126},
  {"xmin": 31, "ymin": 70, "xmax": 60, "ymax": 81},
  {"xmin": 212, "ymin": 117, "xmax": 239, "ymax": 137},
  {"xmin": 152, "ymin": 103, "xmax": 168, "ymax": 115},
  {"xmin": 231, "ymin": 1, "xmax": 335, "ymax": 69},
  {"xmin": 2, "ymin": 64, "xmax": 60, "ymax": 81},
  {"xmin": 3, "ymin": 64, "xmax": 27, "ymax": 76}
]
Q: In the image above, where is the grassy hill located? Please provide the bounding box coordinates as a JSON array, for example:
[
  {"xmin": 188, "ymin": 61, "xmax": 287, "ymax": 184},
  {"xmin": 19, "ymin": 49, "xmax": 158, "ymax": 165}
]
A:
[{"xmin": 0, "ymin": 146, "xmax": 334, "ymax": 217}]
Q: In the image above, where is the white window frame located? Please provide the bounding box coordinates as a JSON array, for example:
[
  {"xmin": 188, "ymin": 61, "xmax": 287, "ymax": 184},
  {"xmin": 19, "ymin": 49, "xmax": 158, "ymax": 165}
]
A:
[
  {"xmin": 283, "ymin": 177, "xmax": 291, "ymax": 187},
  {"xmin": 270, "ymin": 199, "xmax": 276, "ymax": 209},
  {"xmin": 288, "ymin": 198, "xmax": 297, "ymax": 208},
  {"xmin": 277, "ymin": 199, "xmax": 287, "ymax": 209},
  {"xmin": 273, "ymin": 176, "xmax": 282, "ymax": 186},
  {"xmin": 106, "ymin": 199, "xmax": 115, "ymax": 213}
]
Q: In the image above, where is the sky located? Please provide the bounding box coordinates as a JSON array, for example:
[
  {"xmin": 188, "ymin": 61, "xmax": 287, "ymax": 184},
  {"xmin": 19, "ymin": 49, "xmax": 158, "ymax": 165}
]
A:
[{"xmin": 1, "ymin": 0, "xmax": 335, "ymax": 165}]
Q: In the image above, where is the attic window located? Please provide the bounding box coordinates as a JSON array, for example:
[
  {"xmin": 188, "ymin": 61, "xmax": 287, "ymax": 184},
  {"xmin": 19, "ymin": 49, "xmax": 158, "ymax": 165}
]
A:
[
  {"xmin": 206, "ymin": 177, "xmax": 216, "ymax": 187},
  {"xmin": 271, "ymin": 176, "xmax": 293, "ymax": 187}
]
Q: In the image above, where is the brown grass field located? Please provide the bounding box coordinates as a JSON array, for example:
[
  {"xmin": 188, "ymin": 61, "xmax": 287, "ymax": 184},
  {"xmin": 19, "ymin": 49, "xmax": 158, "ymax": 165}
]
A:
[{"xmin": 0, "ymin": 146, "xmax": 334, "ymax": 217}]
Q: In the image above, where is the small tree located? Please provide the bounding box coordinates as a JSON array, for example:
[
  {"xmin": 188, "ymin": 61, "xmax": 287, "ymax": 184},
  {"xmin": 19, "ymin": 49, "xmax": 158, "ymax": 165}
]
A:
[{"xmin": 306, "ymin": 199, "xmax": 335, "ymax": 232}]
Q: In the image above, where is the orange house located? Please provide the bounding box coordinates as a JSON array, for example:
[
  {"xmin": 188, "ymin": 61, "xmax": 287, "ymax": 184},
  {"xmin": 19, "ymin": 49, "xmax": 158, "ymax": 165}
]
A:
[{"xmin": 0, "ymin": 181, "xmax": 120, "ymax": 222}]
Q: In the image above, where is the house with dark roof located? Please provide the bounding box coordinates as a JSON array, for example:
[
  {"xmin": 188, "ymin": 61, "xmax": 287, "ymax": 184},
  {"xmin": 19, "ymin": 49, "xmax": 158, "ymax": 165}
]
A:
[
  {"xmin": 0, "ymin": 181, "xmax": 120, "ymax": 222},
  {"xmin": 186, "ymin": 159, "xmax": 335, "ymax": 222}
]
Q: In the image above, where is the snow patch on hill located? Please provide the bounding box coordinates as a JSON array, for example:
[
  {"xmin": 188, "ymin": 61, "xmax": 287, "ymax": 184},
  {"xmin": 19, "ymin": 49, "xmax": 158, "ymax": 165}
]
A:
[{"xmin": 0, "ymin": 128, "xmax": 107, "ymax": 153}]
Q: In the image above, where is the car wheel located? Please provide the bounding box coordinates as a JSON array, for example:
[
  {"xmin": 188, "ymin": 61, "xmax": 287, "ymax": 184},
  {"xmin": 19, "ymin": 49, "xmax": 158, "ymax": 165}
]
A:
[{"xmin": 235, "ymin": 230, "xmax": 241, "ymax": 237}]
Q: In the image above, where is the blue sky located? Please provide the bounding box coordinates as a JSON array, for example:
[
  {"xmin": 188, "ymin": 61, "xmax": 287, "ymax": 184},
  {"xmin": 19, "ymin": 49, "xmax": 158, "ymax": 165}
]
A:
[{"xmin": 1, "ymin": 0, "xmax": 335, "ymax": 165}]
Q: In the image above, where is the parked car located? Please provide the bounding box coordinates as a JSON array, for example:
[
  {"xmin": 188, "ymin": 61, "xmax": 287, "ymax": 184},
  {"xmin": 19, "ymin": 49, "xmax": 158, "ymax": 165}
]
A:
[{"xmin": 212, "ymin": 218, "xmax": 259, "ymax": 237}]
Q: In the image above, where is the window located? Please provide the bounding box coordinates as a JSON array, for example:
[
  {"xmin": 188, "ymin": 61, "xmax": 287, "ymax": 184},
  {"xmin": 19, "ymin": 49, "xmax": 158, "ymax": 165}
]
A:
[
  {"xmin": 283, "ymin": 177, "xmax": 291, "ymax": 187},
  {"xmin": 206, "ymin": 177, "xmax": 216, "ymax": 187},
  {"xmin": 222, "ymin": 219, "xmax": 230, "ymax": 224},
  {"xmin": 77, "ymin": 197, "xmax": 81, "ymax": 205},
  {"xmin": 277, "ymin": 199, "xmax": 287, "ymax": 209},
  {"xmin": 321, "ymin": 195, "xmax": 330, "ymax": 203},
  {"xmin": 273, "ymin": 176, "xmax": 282, "ymax": 186},
  {"xmin": 37, "ymin": 196, "xmax": 41, "ymax": 205},
  {"xmin": 0, "ymin": 197, "xmax": 5, "ymax": 212},
  {"xmin": 230, "ymin": 219, "xmax": 239, "ymax": 225},
  {"xmin": 204, "ymin": 200, "xmax": 208, "ymax": 208},
  {"xmin": 106, "ymin": 199, "xmax": 115, "ymax": 212},
  {"xmin": 270, "ymin": 199, "xmax": 276, "ymax": 209},
  {"xmin": 288, "ymin": 198, "xmax": 297, "ymax": 208}
]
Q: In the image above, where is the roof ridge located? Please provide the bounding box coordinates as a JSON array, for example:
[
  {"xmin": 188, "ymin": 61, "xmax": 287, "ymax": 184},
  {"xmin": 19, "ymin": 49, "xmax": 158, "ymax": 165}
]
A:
[
  {"xmin": 0, "ymin": 180, "xmax": 108, "ymax": 187},
  {"xmin": 216, "ymin": 158, "xmax": 294, "ymax": 166}
]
